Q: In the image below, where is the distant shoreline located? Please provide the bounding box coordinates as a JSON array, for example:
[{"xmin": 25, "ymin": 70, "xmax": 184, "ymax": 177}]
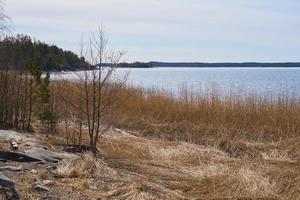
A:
[
  {"xmin": 105, "ymin": 62, "xmax": 300, "ymax": 69},
  {"xmin": 148, "ymin": 62, "xmax": 300, "ymax": 68}
]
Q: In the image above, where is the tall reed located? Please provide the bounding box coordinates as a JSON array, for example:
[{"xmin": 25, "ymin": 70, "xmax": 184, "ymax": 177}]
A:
[
  {"xmin": 111, "ymin": 84, "xmax": 300, "ymax": 145},
  {"xmin": 51, "ymin": 80, "xmax": 300, "ymax": 147}
]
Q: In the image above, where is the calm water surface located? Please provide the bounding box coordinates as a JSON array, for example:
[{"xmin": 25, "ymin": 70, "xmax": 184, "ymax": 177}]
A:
[{"xmin": 53, "ymin": 67, "xmax": 300, "ymax": 97}]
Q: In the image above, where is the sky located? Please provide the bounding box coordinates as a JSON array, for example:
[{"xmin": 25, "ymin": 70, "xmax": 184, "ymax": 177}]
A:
[{"xmin": 4, "ymin": 0, "xmax": 300, "ymax": 62}]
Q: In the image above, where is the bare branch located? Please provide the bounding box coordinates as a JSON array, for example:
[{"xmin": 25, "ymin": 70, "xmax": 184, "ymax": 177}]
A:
[
  {"xmin": 71, "ymin": 26, "xmax": 126, "ymax": 155},
  {"xmin": 0, "ymin": 0, "xmax": 10, "ymax": 38}
]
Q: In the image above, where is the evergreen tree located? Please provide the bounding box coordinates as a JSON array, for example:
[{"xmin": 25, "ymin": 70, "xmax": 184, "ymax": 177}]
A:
[
  {"xmin": 29, "ymin": 64, "xmax": 56, "ymax": 134},
  {"xmin": 0, "ymin": 34, "xmax": 89, "ymax": 71}
]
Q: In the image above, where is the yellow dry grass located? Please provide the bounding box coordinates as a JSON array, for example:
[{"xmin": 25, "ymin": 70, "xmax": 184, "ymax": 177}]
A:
[
  {"xmin": 112, "ymin": 86, "xmax": 300, "ymax": 146},
  {"xmin": 51, "ymin": 130, "xmax": 298, "ymax": 199},
  {"xmin": 47, "ymin": 81, "xmax": 300, "ymax": 199}
]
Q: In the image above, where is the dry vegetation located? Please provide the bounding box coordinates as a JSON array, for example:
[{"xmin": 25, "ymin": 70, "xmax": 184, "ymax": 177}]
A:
[
  {"xmin": 1, "ymin": 69, "xmax": 298, "ymax": 199},
  {"xmin": 113, "ymin": 86, "xmax": 300, "ymax": 144},
  {"xmin": 24, "ymin": 127, "xmax": 296, "ymax": 199},
  {"xmin": 1, "ymin": 4, "xmax": 298, "ymax": 198},
  {"xmin": 41, "ymin": 81, "xmax": 300, "ymax": 199},
  {"xmin": 52, "ymin": 81, "xmax": 300, "ymax": 147}
]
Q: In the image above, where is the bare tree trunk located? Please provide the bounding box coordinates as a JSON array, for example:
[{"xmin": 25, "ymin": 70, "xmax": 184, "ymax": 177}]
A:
[
  {"xmin": 27, "ymin": 79, "xmax": 33, "ymax": 131},
  {"xmin": 76, "ymin": 27, "xmax": 124, "ymax": 155}
]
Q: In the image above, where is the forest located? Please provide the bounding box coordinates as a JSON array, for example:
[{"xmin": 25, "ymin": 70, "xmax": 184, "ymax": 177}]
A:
[
  {"xmin": 0, "ymin": 34, "xmax": 89, "ymax": 71},
  {"xmin": 116, "ymin": 62, "xmax": 152, "ymax": 68}
]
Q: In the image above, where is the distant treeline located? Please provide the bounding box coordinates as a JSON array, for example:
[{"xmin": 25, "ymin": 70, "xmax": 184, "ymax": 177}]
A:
[
  {"xmin": 105, "ymin": 62, "xmax": 300, "ymax": 68},
  {"xmin": 0, "ymin": 34, "xmax": 90, "ymax": 71},
  {"xmin": 149, "ymin": 62, "xmax": 300, "ymax": 68},
  {"xmin": 103, "ymin": 62, "xmax": 152, "ymax": 68}
]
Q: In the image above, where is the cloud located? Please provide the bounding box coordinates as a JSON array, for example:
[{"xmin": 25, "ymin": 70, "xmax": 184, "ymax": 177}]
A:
[{"xmin": 5, "ymin": 0, "xmax": 300, "ymax": 62}]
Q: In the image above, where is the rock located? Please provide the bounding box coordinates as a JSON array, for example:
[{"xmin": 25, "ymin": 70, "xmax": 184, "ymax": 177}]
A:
[
  {"xmin": 32, "ymin": 182, "xmax": 49, "ymax": 192},
  {"xmin": 0, "ymin": 165, "xmax": 23, "ymax": 172},
  {"xmin": 31, "ymin": 169, "xmax": 38, "ymax": 174},
  {"xmin": 0, "ymin": 172, "xmax": 20, "ymax": 199},
  {"xmin": 0, "ymin": 173, "xmax": 14, "ymax": 189},
  {"xmin": 0, "ymin": 150, "xmax": 41, "ymax": 162},
  {"xmin": 25, "ymin": 148, "xmax": 63, "ymax": 163},
  {"xmin": 0, "ymin": 130, "xmax": 37, "ymax": 147},
  {"xmin": 0, "ymin": 130, "xmax": 76, "ymax": 164}
]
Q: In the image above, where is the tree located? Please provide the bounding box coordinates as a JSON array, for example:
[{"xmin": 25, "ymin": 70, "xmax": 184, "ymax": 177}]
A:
[
  {"xmin": 0, "ymin": 34, "xmax": 90, "ymax": 71},
  {"xmin": 75, "ymin": 26, "xmax": 126, "ymax": 155},
  {"xmin": 29, "ymin": 64, "xmax": 56, "ymax": 135},
  {"xmin": 0, "ymin": 66, "xmax": 34, "ymax": 132},
  {"xmin": 0, "ymin": 0, "xmax": 9, "ymax": 38}
]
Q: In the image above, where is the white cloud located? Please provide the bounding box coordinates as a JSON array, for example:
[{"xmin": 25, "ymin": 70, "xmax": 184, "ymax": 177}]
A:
[{"xmin": 5, "ymin": 0, "xmax": 300, "ymax": 62}]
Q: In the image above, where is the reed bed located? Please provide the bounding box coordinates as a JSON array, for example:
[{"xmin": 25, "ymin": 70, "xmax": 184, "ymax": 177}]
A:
[
  {"xmin": 113, "ymin": 85, "xmax": 300, "ymax": 144},
  {"xmin": 51, "ymin": 80, "xmax": 300, "ymax": 159}
]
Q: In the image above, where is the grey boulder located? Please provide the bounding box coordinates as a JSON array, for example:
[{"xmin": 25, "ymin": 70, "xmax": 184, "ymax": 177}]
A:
[
  {"xmin": 0, "ymin": 173, "xmax": 19, "ymax": 199},
  {"xmin": 25, "ymin": 148, "xmax": 63, "ymax": 163}
]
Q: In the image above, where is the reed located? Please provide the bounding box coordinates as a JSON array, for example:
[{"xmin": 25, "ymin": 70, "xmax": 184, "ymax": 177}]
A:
[
  {"xmin": 51, "ymin": 80, "xmax": 300, "ymax": 150},
  {"xmin": 112, "ymin": 85, "xmax": 300, "ymax": 144},
  {"xmin": 46, "ymin": 81, "xmax": 300, "ymax": 199}
]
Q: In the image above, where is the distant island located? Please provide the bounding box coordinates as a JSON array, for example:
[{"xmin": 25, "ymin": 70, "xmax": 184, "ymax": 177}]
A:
[
  {"xmin": 2, "ymin": 34, "xmax": 299, "ymax": 71},
  {"xmin": 111, "ymin": 61, "xmax": 300, "ymax": 68},
  {"xmin": 116, "ymin": 62, "xmax": 152, "ymax": 68},
  {"xmin": 148, "ymin": 61, "xmax": 300, "ymax": 68}
]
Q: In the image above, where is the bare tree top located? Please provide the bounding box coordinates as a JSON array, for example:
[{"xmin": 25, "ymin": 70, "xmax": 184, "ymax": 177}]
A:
[{"xmin": 0, "ymin": 0, "xmax": 9, "ymax": 37}]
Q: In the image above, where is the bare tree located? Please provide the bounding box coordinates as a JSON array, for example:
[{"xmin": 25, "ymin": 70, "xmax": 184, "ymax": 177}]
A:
[
  {"xmin": 0, "ymin": 0, "xmax": 9, "ymax": 38},
  {"xmin": 75, "ymin": 26, "xmax": 126, "ymax": 154}
]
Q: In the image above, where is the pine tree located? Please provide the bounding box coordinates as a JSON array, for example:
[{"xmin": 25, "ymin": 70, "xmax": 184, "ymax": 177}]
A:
[{"xmin": 29, "ymin": 64, "xmax": 56, "ymax": 135}]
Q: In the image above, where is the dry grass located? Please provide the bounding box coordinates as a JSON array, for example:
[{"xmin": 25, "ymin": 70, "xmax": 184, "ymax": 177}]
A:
[
  {"xmin": 51, "ymin": 81, "xmax": 300, "ymax": 146},
  {"xmin": 10, "ymin": 128, "xmax": 296, "ymax": 199},
  {"xmin": 56, "ymin": 152, "xmax": 116, "ymax": 179},
  {"xmin": 47, "ymin": 81, "xmax": 300, "ymax": 199},
  {"xmin": 97, "ymin": 131, "xmax": 298, "ymax": 199},
  {"xmin": 112, "ymin": 86, "xmax": 300, "ymax": 145}
]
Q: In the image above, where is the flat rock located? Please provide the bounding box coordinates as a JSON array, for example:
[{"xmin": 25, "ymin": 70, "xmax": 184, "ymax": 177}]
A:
[
  {"xmin": 0, "ymin": 130, "xmax": 37, "ymax": 147},
  {"xmin": 0, "ymin": 130, "xmax": 76, "ymax": 164},
  {"xmin": 0, "ymin": 150, "xmax": 41, "ymax": 162},
  {"xmin": 0, "ymin": 173, "xmax": 20, "ymax": 199},
  {"xmin": 25, "ymin": 148, "xmax": 63, "ymax": 163},
  {"xmin": 0, "ymin": 172, "xmax": 14, "ymax": 189}
]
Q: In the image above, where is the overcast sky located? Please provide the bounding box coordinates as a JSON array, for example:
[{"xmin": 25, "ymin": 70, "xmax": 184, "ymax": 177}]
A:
[{"xmin": 5, "ymin": 0, "xmax": 300, "ymax": 62}]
